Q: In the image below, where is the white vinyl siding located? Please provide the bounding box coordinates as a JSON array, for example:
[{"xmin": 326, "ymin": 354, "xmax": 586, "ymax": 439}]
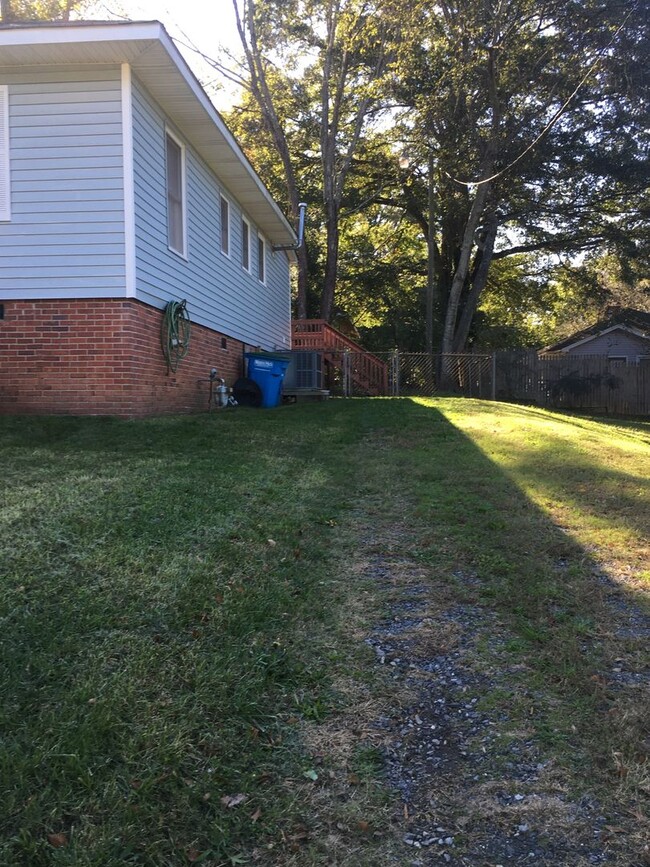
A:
[
  {"xmin": 0, "ymin": 67, "xmax": 126, "ymax": 299},
  {"xmin": 165, "ymin": 129, "xmax": 186, "ymax": 256},
  {"xmin": 131, "ymin": 75, "xmax": 291, "ymax": 350},
  {"xmin": 567, "ymin": 328, "xmax": 650, "ymax": 361},
  {"xmin": 0, "ymin": 85, "xmax": 10, "ymax": 221}
]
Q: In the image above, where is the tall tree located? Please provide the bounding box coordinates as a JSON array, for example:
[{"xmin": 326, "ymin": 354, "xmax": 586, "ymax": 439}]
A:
[
  {"xmin": 389, "ymin": 0, "xmax": 649, "ymax": 353},
  {"xmin": 230, "ymin": 0, "xmax": 394, "ymax": 320}
]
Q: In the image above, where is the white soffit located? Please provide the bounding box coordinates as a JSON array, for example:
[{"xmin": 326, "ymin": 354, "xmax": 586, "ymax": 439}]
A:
[{"xmin": 0, "ymin": 21, "xmax": 296, "ymax": 247}]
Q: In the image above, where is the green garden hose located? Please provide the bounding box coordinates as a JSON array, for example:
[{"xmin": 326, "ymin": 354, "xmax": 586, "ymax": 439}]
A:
[{"xmin": 161, "ymin": 300, "xmax": 191, "ymax": 373}]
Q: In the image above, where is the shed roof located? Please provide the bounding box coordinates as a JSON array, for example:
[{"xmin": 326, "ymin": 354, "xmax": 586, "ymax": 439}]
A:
[
  {"xmin": 0, "ymin": 20, "xmax": 297, "ymax": 248},
  {"xmin": 542, "ymin": 307, "xmax": 650, "ymax": 353}
]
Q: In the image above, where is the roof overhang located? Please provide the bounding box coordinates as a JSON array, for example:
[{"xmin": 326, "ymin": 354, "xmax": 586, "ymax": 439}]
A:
[
  {"xmin": 542, "ymin": 323, "xmax": 650, "ymax": 353},
  {"xmin": 0, "ymin": 21, "xmax": 297, "ymax": 250}
]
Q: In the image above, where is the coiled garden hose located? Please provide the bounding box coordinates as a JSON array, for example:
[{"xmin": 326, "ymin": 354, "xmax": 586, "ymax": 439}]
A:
[{"xmin": 161, "ymin": 300, "xmax": 191, "ymax": 373}]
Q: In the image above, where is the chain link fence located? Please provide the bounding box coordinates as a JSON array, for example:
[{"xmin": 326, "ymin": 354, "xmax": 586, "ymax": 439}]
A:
[
  {"xmin": 326, "ymin": 351, "xmax": 495, "ymax": 399},
  {"xmin": 322, "ymin": 349, "xmax": 648, "ymax": 416}
]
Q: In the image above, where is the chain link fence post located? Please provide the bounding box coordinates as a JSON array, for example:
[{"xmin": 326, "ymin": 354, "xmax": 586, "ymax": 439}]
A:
[{"xmin": 391, "ymin": 349, "xmax": 400, "ymax": 396}]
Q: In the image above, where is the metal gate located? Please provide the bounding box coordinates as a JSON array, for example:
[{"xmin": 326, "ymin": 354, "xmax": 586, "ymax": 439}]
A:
[{"xmin": 327, "ymin": 352, "xmax": 495, "ymax": 399}]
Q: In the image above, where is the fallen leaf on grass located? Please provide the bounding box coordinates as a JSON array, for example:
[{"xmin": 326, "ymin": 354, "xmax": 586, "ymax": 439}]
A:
[
  {"xmin": 186, "ymin": 847, "xmax": 201, "ymax": 862},
  {"xmin": 267, "ymin": 539, "xmax": 277, "ymax": 547},
  {"xmin": 220, "ymin": 793, "xmax": 248, "ymax": 808},
  {"xmin": 303, "ymin": 769, "xmax": 318, "ymax": 781},
  {"xmin": 47, "ymin": 833, "xmax": 68, "ymax": 848},
  {"xmin": 357, "ymin": 820, "xmax": 370, "ymax": 833},
  {"xmin": 251, "ymin": 807, "xmax": 262, "ymax": 823}
]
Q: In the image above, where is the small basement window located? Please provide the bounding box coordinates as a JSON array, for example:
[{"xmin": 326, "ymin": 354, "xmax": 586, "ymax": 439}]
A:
[{"xmin": 608, "ymin": 356, "xmax": 627, "ymax": 366}]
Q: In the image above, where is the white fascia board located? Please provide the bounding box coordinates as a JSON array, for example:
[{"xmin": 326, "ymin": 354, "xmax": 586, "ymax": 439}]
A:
[
  {"xmin": 0, "ymin": 20, "xmax": 164, "ymax": 48},
  {"xmin": 561, "ymin": 324, "xmax": 650, "ymax": 352}
]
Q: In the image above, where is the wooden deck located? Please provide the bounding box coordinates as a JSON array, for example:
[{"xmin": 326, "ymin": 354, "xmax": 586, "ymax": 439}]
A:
[{"xmin": 291, "ymin": 320, "xmax": 388, "ymax": 395}]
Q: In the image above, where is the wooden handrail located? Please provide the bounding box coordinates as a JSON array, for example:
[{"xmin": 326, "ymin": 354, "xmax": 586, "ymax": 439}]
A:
[{"xmin": 291, "ymin": 319, "xmax": 388, "ymax": 394}]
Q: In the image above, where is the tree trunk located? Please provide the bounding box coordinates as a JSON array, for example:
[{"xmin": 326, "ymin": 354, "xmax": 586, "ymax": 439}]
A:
[
  {"xmin": 0, "ymin": 0, "xmax": 14, "ymax": 21},
  {"xmin": 425, "ymin": 149, "xmax": 436, "ymax": 354},
  {"xmin": 320, "ymin": 203, "xmax": 339, "ymax": 321},
  {"xmin": 295, "ymin": 243, "xmax": 309, "ymax": 319},
  {"xmin": 441, "ymin": 178, "xmax": 492, "ymax": 354},
  {"xmin": 452, "ymin": 215, "xmax": 498, "ymax": 352},
  {"xmin": 235, "ymin": 0, "xmax": 309, "ymax": 310}
]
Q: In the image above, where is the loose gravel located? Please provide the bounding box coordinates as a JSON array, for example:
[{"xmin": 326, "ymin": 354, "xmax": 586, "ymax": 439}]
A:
[{"xmin": 358, "ymin": 530, "xmax": 649, "ymax": 866}]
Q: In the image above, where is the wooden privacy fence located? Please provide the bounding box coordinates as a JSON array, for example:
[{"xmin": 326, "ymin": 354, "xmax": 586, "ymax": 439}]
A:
[
  {"xmin": 328, "ymin": 350, "xmax": 650, "ymax": 416},
  {"xmin": 495, "ymin": 351, "xmax": 650, "ymax": 416}
]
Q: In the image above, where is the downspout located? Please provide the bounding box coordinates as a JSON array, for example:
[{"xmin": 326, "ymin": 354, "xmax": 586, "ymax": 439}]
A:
[{"xmin": 272, "ymin": 202, "xmax": 307, "ymax": 252}]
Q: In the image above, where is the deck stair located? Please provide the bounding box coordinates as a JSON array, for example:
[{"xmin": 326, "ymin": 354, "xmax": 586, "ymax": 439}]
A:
[{"xmin": 291, "ymin": 319, "xmax": 388, "ymax": 395}]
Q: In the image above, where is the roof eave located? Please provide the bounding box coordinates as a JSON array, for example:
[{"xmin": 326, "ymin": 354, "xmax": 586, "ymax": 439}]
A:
[{"xmin": 0, "ymin": 20, "xmax": 297, "ymax": 247}]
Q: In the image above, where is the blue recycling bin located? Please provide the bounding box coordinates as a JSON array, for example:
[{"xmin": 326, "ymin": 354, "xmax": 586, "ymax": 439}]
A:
[{"xmin": 245, "ymin": 353, "xmax": 291, "ymax": 408}]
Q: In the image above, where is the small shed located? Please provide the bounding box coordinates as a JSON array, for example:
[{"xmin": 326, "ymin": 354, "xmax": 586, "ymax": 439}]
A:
[{"xmin": 542, "ymin": 308, "xmax": 650, "ymax": 366}]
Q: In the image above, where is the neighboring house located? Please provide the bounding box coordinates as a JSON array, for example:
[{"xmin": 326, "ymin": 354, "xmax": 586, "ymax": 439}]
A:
[
  {"xmin": 541, "ymin": 307, "xmax": 650, "ymax": 366},
  {"xmin": 0, "ymin": 20, "xmax": 297, "ymax": 416}
]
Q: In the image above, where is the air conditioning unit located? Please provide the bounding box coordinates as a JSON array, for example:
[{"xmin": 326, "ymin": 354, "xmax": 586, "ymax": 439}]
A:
[{"xmin": 283, "ymin": 351, "xmax": 323, "ymax": 390}]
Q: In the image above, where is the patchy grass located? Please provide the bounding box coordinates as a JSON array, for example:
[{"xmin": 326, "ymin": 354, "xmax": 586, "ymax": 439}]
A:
[{"xmin": 1, "ymin": 399, "xmax": 648, "ymax": 866}]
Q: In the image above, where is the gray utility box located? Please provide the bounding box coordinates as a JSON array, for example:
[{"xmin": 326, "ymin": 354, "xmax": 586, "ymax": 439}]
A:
[{"xmin": 283, "ymin": 351, "xmax": 323, "ymax": 390}]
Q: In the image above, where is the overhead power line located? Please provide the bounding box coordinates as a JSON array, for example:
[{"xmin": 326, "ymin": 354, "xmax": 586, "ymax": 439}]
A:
[{"xmin": 448, "ymin": 2, "xmax": 639, "ymax": 188}]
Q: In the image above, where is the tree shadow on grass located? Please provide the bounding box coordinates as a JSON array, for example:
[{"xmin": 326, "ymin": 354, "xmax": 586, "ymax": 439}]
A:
[
  {"xmin": 353, "ymin": 397, "xmax": 649, "ymax": 864},
  {"xmin": 358, "ymin": 397, "xmax": 649, "ymax": 755},
  {"xmin": 0, "ymin": 400, "xmax": 647, "ymax": 865}
]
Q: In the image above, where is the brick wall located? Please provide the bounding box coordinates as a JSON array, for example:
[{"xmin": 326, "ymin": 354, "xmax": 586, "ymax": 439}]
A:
[{"xmin": 0, "ymin": 299, "xmax": 245, "ymax": 416}]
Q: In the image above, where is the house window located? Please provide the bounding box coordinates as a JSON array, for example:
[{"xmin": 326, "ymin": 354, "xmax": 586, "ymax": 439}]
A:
[
  {"xmin": 220, "ymin": 196, "xmax": 230, "ymax": 256},
  {"xmin": 0, "ymin": 85, "xmax": 10, "ymax": 222},
  {"xmin": 608, "ymin": 356, "xmax": 627, "ymax": 366},
  {"xmin": 257, "ymin": 234, "xmax": 266, "ymax": 284},
  {"xmin": 165, "ymin": 131, "xmax": 186, "ymax": 256},
  {"xmin": 242, "ymin": 216, "xmax": 250, "ymax": 271}
]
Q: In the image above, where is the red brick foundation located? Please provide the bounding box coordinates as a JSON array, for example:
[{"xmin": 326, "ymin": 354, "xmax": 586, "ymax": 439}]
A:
[{"xmin": 0, "ymin": 299, "xmax": 245, "ymax": 416}]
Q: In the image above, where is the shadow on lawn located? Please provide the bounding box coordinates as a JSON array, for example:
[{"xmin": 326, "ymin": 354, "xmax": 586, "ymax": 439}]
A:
[
  {"xmin": 361, "ymin": 398, "xmax": 649, "ymax": 755},
  {"xmin": 0, "ymin": 399, "xmax": 647, "ymax": 865}
]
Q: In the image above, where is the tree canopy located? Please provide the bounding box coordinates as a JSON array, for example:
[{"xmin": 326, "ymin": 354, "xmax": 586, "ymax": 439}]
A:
[
  {"xmin": 0, "ymin": 0, "xmax": 84, "ymax": 21},
  {"xmin": 219, "ymin": 0, "xmax": 649, "ymax": 349}
]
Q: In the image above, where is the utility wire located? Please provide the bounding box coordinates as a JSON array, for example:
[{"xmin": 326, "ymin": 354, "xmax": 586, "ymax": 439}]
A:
[{"xmin": 448, "ymin": 2, "xmax": 639, "ymax": 188}]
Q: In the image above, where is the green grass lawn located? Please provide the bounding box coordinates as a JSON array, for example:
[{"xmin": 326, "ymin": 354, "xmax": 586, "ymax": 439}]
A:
[{"xmin": 1, "ymin": 400, "xmax": 648, "ymax": 866}]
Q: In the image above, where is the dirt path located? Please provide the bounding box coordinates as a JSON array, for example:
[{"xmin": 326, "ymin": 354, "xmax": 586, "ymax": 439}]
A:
[
  {"xmin": 288, "ymin": 506, "xmax": 648, "ymax": 867},
  {"xmin": 353, "ymin": 521, "xmax": 649, "ymax": 867}
]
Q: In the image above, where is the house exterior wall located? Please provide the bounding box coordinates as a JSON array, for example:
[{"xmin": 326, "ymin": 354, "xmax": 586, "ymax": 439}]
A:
[
  {"xmin": 0, "ymin": 298, "xmax": 244, "ymax": 416},
  {"xmin": 564, "ymin": 329, "xmax": 650, "ymax": 361},
  {"xmin": 0, "ymin": 66, "xmax": 126, "ymax": 299},
  {"xmin": 131, "ymin": 76, "xmax": 292, "ymax": 352},
  {"xmin": 0, "ymin": 62, "xmax": 292, "ymax": 415}
]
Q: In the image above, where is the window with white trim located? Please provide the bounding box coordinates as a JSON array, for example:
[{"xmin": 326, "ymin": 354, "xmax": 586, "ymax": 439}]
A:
[
  {"xmin": 257, "ymin": 234, "xmax": 266, "ymax": 284},
  {"xmin": 241, "ymin": 216, "xmax": 251, "ymax": 271},
  {"xmin": 608, "ymin": 356, "xmax": 627, "ymax": 366},
  {"xmin": 0, "ymin": 85, "xmax": 10, "ymax": 222},
  {"xmin": 165, "ymin": 131, "xmax": 186, "ymax": 256},
  {"xmin": 220, "ymin": 195, "xmax": 230, "ymax": 256}
]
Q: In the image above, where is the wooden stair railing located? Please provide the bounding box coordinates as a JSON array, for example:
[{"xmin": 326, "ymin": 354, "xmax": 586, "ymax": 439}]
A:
[{"xmin": 291, "ymin": 319, "xmax": 388, "ymax": 395}]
